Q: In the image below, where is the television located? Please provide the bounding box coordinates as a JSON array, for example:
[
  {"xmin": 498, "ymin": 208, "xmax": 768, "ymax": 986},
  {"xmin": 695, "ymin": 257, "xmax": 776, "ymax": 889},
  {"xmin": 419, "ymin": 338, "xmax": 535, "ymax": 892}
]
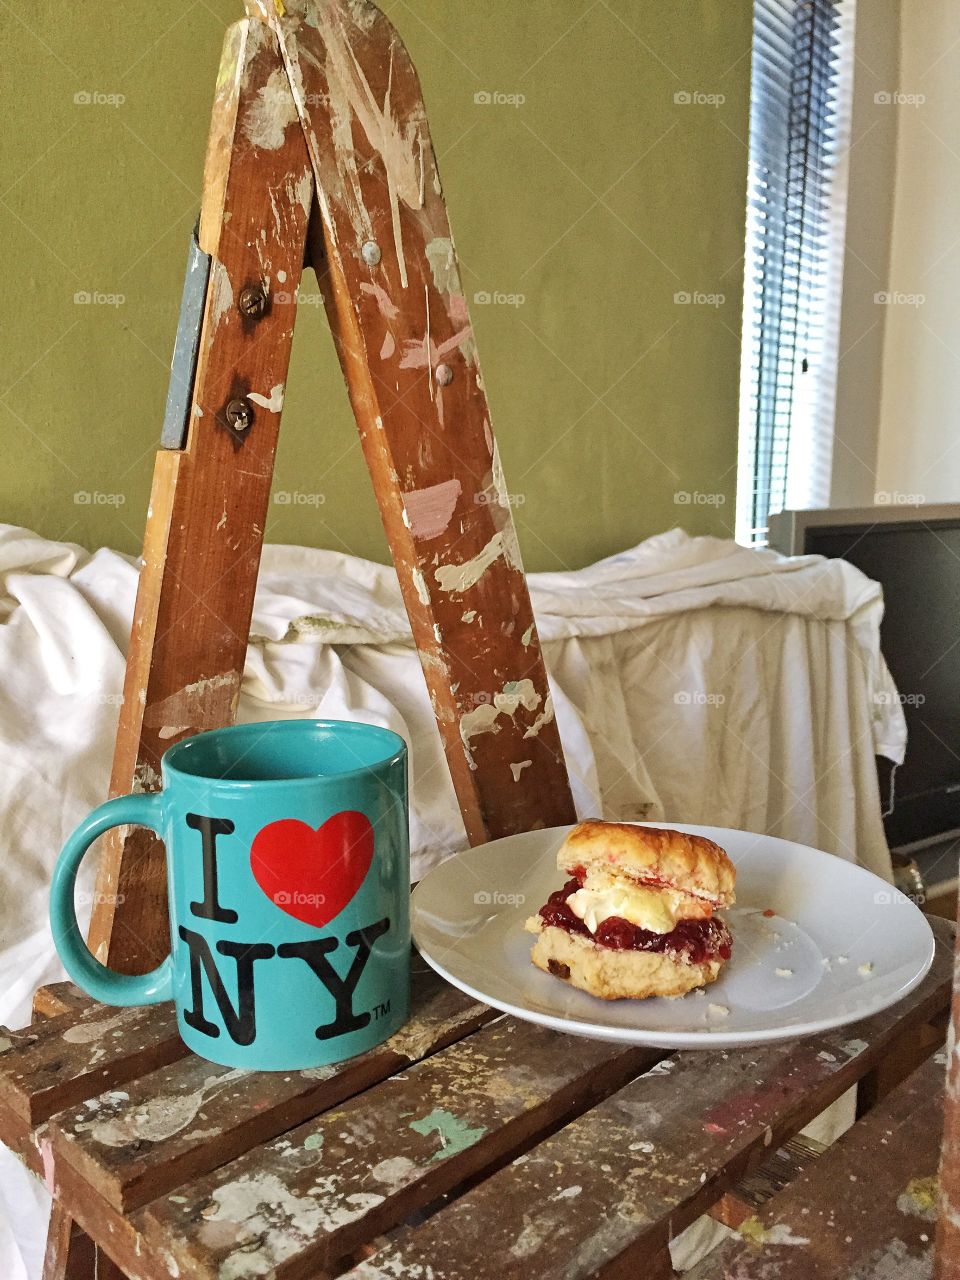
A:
[{"xmin": 768, "ymin": 504, "xmax": 960, "ymax": 853}]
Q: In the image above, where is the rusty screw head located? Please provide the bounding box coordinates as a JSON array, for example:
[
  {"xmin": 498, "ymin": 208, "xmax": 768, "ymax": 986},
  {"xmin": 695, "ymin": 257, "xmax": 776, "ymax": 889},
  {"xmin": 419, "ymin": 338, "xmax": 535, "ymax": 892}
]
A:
[
  {"xmin": 435, "ymin": 363, "xmax": 454, "ymax": 387},
  {"xmin": 361, "ymin": 240, "xmax": 382, "ymax": 267},
  {"xmin": 239, "ymin": 286, "xmax": 268, "ymax": 318},
  {"xmin": 225, "ymin": 399, "xmax": 253, "ymax": 431}
]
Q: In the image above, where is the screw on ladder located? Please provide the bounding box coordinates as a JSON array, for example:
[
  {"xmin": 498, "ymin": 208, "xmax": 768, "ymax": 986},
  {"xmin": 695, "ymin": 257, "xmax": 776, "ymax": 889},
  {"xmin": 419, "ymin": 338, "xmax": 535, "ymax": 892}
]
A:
[
  {"xmin": 225, "ymin": 399, "xmax": 253, "ymax": 432},
  {"xmin": 239, "ymin": 285, "xmax": 268, "ymax": 319}
]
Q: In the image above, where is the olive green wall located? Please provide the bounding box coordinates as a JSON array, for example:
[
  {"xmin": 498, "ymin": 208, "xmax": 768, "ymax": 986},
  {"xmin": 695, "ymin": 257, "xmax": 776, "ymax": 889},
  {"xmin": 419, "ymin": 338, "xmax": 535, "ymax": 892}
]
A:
[{"xmin": 0, "ymin": 1, "xmax": 750, "ymax": 571}]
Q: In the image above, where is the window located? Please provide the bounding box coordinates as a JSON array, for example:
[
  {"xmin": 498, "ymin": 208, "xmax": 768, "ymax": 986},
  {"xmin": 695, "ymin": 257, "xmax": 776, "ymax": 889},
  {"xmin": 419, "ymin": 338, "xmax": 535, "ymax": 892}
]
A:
[{"xmin": 736, "ymin": 0, "xmax": 855, "ymax": 545}]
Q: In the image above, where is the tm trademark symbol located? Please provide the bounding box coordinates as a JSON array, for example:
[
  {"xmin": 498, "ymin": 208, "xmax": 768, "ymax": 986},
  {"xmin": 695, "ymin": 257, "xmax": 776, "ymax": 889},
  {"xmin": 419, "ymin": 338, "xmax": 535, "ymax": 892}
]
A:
[{"xmin": 371, "ymin": 999, "xmax": 391, "ymax": 1020}]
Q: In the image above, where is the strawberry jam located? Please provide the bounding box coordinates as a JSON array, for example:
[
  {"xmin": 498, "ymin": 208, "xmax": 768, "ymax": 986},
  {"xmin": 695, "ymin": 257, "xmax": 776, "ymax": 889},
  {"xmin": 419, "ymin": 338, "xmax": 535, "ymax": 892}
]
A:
[{"xmin": 538, "ymin": 878, "xmax": 732, "ymax": 964}]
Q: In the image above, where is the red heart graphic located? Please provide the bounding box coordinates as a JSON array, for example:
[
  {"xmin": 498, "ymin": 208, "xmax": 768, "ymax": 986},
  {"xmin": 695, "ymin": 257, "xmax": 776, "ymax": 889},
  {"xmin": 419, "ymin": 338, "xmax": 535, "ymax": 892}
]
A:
[{"xmin": 250, "ymin": 810, "xmax": 374, "ymax": 928}]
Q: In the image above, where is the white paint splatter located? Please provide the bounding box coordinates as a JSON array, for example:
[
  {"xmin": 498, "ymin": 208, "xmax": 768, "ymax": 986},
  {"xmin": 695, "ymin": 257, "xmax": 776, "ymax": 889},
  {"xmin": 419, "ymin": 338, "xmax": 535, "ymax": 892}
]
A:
[
  {"xmin": 144, "ymin": 673, "xmax": 239, "ymax": 736},
  {"xmin": 370, "ymin": 1156, "xmax": 417, "ymax": 1191},
  {"xmin": 63, "ymin": 1012, "xmax": 126, "ymax": 1045},
  {"xmin": 79, "ymin": 1071, "xmax": 246, "ymax": 1147},
  {"xmin": 243, "ymin": 67, "xmax": 299, "ymax": 150},
  {"xmin": 292, "ymin": 171, "xmax": 312, "ymax": 218},
  {"xmin": 739, "ymin": 1218, "xmax": 811, "ymax": 1247},
  {"xmin": 300, "ymin": 1066, "xmax": 338, "ymax": 1082},
  {"xmin": 309, "ymin": 15, "xmax": 425, "ymax": 288},
  {"xmin": 424, "ymin": 237, "xmax": 458, "ymax": 294},
  {"xmin": 764, "ymin": 1225, "xmax": 812, "ymax": 1246},
  {"xmin": 248, "ymin": 383, "xmax": 285, "ymax": 413},
  {"xmin": 209, "ymin": 260, "xmax": 234, "ymax": 330},
  {"xmin": 510, "ymin": 760, "xmax": 533, "ymax": 782},
  {"xmin": 510, "ymin": 1214, "xmax": 552, "ymax": 1260},
  {"xmin": 841, "ymin": 1038, "xmax": 868, "ymax": 1059},
  {"xmin": 202, "ymin": 1172, "xmax": 383, "ymax": 1278},
  {"xmin": 523, "ymin": 693, "xmax": 555, "ymax": 741},
  {"xmin": 434, "ymin": 526, "xmax": 522, "ymax": 593},
  {"xmin": 458, "ymin": 680, "xmax": 542, "ymax": 768}
]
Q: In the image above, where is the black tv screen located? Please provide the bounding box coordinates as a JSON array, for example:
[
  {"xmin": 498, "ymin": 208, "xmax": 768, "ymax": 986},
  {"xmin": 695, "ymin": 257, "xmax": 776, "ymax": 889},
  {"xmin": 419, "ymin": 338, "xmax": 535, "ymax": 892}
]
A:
[{"xmin": 805, "ymin": 520, "xmax": 960, "ymax": 848}]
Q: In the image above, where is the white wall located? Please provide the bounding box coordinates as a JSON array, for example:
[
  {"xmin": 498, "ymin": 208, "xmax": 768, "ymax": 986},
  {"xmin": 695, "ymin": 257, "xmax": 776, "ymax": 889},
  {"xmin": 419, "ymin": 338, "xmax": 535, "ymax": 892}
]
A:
[
  {"xmin": 831, "ymin": 0, "xmax": 900, "ymax": 507},
  {"xmin": 873, "ymin": 0, "xmax": 960, "ymax": 504},
  {"xmin": 832, "ymin": 0, "xmax": 960, "ymax": 508}
]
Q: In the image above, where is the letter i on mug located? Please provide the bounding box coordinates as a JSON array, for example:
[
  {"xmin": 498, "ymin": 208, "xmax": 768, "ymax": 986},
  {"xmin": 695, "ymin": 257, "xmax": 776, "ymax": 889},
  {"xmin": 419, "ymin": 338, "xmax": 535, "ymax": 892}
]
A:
[{"xmin": 49, "ymin": 720, "xmax": 410, "ymax": 1070}]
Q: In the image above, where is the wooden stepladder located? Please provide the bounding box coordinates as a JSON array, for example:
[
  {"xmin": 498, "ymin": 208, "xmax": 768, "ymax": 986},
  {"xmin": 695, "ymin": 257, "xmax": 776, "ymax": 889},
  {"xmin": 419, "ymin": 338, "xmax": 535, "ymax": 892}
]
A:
[
  {"xmin": 42, "ymin": 1, "xmax": 575, "ymax": 1274},
  {"xmin": 87, "ymin": 0, "xmax": 576, "ymax": 978}
]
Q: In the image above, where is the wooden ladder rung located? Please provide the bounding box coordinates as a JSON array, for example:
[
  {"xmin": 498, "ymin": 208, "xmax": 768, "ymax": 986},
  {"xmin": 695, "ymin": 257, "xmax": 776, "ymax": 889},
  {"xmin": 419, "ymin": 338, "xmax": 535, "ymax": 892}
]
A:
[
  {"xmin": 32, "ymin": 983, "xmax": 94, "ymax": 1022},
  {"xmin": 46, "ymin": 965, "xmax": 494, "ymax": 1212},
  {"xmin": 334, "ymin": 930, "xmax": 953, "ymax": 1280}
]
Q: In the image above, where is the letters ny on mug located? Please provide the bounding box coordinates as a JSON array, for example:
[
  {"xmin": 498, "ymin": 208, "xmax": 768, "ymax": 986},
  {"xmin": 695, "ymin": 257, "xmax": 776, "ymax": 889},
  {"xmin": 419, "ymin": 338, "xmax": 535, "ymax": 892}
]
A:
[{"xmin": 179, "ymin": 810, "xmax": 391, "ymax": 1048}]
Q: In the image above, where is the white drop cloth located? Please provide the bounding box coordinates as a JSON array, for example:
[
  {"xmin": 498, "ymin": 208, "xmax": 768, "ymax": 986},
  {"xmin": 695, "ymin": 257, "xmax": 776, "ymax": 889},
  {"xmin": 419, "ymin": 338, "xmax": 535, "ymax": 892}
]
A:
[{"xmin": 0, "ymin": 523, "xmax": 903, "ymax": 1276}]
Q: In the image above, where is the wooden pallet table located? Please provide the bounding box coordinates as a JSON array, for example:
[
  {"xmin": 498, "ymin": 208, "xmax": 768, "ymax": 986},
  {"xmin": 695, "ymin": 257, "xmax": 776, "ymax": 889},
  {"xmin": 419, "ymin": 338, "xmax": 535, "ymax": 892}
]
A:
[{"xmin": 0, "ymin": 920, "xmax": 953, "ymax": 1280}]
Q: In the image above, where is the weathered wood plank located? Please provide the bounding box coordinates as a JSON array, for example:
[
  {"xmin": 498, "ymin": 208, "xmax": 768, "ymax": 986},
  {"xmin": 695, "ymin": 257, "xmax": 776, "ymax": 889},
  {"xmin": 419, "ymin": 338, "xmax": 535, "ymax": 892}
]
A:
[
  {"xmin": 131, "ymin": 1019, "xmax": 661, "ymax": 1279},
  {"xmin": 261, "ymin": 0, "xmax": 577, "ymax": 844},
  {"xmin": 32, "ymin": 984, "xmax": 93, "ymax": 1022},
  {"xmin": 340, "ymin": 919, "xmax": 953, "ymax": 1280},
  {"xmin": 0, "ymin": 1095, "xmax": 42, "ymax": 1175},
  {"xmin": 48, "ymin": 965, "xmax": 494, "ymax": 1211},
  {"xmin": 88, "ymin": 15, "xmax": 315, "ymax": 973},
  {"xmin": 687, "ymin": 1050, "xmax": 944, "ymax": 1280},
  {"xmin": 0, "ymin": 1002, "xmax": 183, "ymax": 1126}
]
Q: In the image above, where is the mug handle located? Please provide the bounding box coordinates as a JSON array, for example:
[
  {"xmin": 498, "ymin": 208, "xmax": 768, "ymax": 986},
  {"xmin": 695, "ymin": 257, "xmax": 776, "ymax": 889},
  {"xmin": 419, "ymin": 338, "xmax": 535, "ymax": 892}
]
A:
[{"xmin": 49, "ymin": 793, "xmax": 174, "ymax": 1006}]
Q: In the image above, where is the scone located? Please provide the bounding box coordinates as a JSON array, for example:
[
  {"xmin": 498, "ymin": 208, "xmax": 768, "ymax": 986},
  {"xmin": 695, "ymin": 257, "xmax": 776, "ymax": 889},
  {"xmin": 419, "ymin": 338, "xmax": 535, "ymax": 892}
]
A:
[{"xmin": 525, "ymin": 821, "xmax": 736, "ymax": 1000}]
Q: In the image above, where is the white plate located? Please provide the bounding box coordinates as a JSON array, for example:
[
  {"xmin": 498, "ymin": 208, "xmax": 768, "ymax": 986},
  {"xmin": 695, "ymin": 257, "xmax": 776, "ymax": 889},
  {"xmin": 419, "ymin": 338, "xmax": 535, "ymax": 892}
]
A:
[{"xmin": 411, "ymin": 823, "xmax": 936, "ymax": 1049}]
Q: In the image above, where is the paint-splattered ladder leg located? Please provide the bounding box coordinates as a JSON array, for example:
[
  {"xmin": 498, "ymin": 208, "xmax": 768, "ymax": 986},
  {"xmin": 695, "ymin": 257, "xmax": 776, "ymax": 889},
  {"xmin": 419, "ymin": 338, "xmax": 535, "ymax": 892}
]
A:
[
  {"xmin": 34, "ymin": 990, "xmax": 123, "ymax": 1280},
  {"xmin": 86, "ymin": 18, "xmax": 314, "ymax": 974},
  {"xmin": 270, "ymin": 0, "xmax": 577, "ymax": 843},
  {"xmin": 42, "ymin": 1205, "xmax": 124, "ymax": 1280}
]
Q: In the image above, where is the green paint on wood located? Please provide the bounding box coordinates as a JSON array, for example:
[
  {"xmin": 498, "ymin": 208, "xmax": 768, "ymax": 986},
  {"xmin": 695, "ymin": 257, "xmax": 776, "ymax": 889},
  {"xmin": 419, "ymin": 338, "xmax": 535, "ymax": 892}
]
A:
[
  {"xmin": 0, "ymin": 1, "xmax": 750, "ymax": 569},
  {"xmin": 303, "ymin": 1132, "xmax": 324, "ymax": 1151},
  {"xmin": 409, "ymin": 1108, "xmax": 487, "ymax": 1161}
]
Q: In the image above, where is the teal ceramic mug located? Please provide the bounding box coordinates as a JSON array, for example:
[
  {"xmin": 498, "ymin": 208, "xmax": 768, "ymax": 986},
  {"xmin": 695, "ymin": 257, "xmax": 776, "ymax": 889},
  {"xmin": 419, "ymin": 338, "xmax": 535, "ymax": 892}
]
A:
[{"xmin": 49, "ymin": 720, "xmax": 410, "ymax": 1070}]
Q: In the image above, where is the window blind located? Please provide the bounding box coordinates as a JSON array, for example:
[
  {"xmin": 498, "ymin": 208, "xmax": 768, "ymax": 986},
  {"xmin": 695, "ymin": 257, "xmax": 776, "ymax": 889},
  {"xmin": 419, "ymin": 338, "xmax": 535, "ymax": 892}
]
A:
[{"xmin": 736, "ymin": 0, "xmax": 853, "ymax": 545}]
